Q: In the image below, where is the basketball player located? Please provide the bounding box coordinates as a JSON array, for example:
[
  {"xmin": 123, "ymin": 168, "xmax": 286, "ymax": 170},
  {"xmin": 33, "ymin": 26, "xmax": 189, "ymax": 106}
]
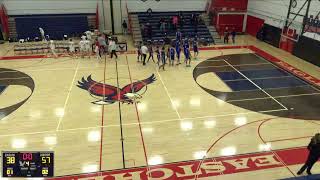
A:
[
  {"xmin": 79, "ymin": 38, "xmax": 86, "ymax": 58},
  {"xmin": 159, "ymin": 47, "xmax": 166, "ymax": 70},
  {"xmin": 169, "ymin": 45, "xmax": 175, "ymax": 66},
  {"xmin": 95, "ymin": 39, "xmax": 101, "ymax": 60},
  {"xmin": 175, "ymin": 40, "xmax": 181, "ymax": 65},
  {"xmin": 155, "ymin": 46, "xmax": 161, "ymax": 65},
  {"xmin": 137, "ymin": 42, "xmax": 142, "ymax": 62},
  {"xmin": 193, "ymin": 38, "xmax": 199, "ymax": 60},
  {"xmin": 49, "ymin": 40, "xmax": 58, "ymax": 58},
  {"xmin": 183, "ymin": 40, "xmax": 191, "ymax": 67},
  {"xmin": 68, "ymin": 39, "xmax": 76, "ymax": 57},
  {"xmin": 147, "ymin": 44, "xmax": 155, "ymax": 63},
  {"xmin": 84, "ymin": 37, "xmax": 91, "ymax": 58},
  {"xmin": 176, "ymin": 30, "xmax": 182, "ymax": 42}
]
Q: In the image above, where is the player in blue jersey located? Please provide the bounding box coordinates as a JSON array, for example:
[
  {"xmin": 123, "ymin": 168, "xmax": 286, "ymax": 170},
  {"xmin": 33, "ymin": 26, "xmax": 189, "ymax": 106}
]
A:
[
  {"xmin": 176, "ymin": 30, "xmax": 182, "ymax": 42},
  {"xmin": 159, "ymin": 47, "xmax": 166, "ymax": 70},
  {"xmin": 192, "ymin": 38, "xmax": 199, "ymax": 60},
  {"xmin": 175, "ymin": 40, "xmax": 181, "ymax": 65},
  {"xmin": 169, "ymin": 45, "xmax": 175, "ymax": 66},
  {"xmin": 183, "ymin": 40, "xmax": 191, "ymax": 67}
]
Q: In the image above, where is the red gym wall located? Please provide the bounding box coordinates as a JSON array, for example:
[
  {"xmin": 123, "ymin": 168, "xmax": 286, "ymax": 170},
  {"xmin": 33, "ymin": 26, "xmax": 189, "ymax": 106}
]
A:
[
  {"xmin": 209, "ymin": 0, "xmax": 248, "ymax": 34},
  {"xmin": 246, "ymin": 15, "xmax": 264, "ymax": 36},
  {"xmin": 211, "ymin": 0, "xmax": 248, "ymax": 11},
  {"xmin": 218, "ymin": 14, "xmax": 245, "ymax": 33}
]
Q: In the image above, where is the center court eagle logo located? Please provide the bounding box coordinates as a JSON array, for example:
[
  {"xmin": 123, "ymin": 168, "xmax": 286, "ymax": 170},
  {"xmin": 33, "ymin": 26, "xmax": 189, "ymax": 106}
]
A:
[
  {"xmin": 77, "ymin": 74, "xmax": 156, "ymax": 104},
  {"xmin": 0, "ymin": 68, "xmax": 35, "ymax": 120}
]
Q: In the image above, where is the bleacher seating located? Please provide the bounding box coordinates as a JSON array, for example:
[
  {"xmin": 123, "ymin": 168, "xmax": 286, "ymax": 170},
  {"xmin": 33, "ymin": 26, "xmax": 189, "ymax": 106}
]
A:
[
  {"xmin": 15, "ymin": 14, "xmax": 90, "ymax": 40},
  {"xmin": 136, "ymin": 11, "xmax": 215, "ymax": 44}
]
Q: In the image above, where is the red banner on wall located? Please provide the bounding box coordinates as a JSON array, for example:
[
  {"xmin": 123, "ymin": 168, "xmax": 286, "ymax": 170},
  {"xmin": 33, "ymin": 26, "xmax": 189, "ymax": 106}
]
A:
[{"xmin": 0, "ymin": 3, "xmax": 9, "ymax": 39}]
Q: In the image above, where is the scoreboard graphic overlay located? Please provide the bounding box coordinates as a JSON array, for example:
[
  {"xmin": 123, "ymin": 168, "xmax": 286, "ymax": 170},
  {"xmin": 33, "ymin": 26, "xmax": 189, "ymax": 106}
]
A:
[{"xmin": 2, "ymin": 151, "xmax": 54, "ymax": 177}]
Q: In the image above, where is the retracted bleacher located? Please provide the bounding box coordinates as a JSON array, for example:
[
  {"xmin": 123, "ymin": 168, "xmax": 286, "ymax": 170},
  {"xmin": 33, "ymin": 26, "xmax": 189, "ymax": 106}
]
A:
[{"xmin": 14, "ymin": 14, "xmax": 91, "ymax": 40}]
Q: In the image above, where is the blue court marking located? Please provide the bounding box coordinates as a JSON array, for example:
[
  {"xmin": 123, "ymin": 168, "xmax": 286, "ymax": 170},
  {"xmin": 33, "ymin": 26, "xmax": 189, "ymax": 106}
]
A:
[
  {"xmin": 240, "ymin": 69, "xmax": 290, "ymax": 79},
  {"xmin": 253, "ymin": 77, "xmax": 307, "ymax": 89},
  {"xmin": 279, "ymin": 174, "xmax": 320, "ymax": 180},
  {"xmin": 0, "ymin": 85, "xmax": 7, "ymax": 95},
  {"xmin": 215, "ymin": 71, "xmax": 245, "ymax": 81},
  {"xmin": 225, "ymin": 80, "xmax": 258, "ymax": 91}
]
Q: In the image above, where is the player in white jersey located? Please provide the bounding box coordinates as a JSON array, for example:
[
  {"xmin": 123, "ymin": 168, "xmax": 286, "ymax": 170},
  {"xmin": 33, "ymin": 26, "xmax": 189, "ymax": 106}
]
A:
[
  {"xmin": 85, "ymin": 31, "xmax": 93, "ymax": 41},
  {"xmin": 79, "ymin": 39, "xmax": 86, "ymax": 58},
  {"xmin": 68, "ymin": 39, "xmax": 76, "ymax": 57},
  {"xmin": 84, "ymin": 38, "xmax": 91, "ymax": 58},
  {"xmin": 49, "ymin": 40, "xmax": 58, "ymax": 58}
]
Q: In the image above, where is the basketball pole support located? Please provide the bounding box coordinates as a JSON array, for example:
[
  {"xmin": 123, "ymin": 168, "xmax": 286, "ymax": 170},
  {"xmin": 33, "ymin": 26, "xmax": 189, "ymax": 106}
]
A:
[{"xmin": 285, "ymin": 0, "xmax": 313, "ymax": 36}]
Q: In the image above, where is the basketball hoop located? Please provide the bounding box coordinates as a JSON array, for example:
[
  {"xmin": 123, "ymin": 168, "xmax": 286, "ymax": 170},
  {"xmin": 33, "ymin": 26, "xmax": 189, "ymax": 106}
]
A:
[{"xmin": 280, "ymin": 18, "xmax": 302, "ymax": 42}]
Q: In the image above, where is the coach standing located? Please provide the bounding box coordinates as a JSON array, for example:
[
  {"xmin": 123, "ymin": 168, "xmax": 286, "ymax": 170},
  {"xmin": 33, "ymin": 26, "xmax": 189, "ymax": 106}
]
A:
[
  {"xmin": 297, "ymin": 133, "xmax": 320, "ymax": 175},
  {"xmin": 141, "ymin": 44, "xmax": 148, "ymax": 66}
]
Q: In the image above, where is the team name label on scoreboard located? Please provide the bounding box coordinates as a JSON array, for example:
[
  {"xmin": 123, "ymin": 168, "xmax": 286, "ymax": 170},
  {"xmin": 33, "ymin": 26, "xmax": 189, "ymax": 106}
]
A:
[{"xmin": 2, "ymin": 151, "xmax": 54, "ymax": 177}]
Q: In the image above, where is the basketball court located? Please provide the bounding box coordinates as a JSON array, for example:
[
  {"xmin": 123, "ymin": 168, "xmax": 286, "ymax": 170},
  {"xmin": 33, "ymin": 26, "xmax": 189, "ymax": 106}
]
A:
[{"xmin": 0, "ymin": 35, "xmax": 319, "ymax": 179}]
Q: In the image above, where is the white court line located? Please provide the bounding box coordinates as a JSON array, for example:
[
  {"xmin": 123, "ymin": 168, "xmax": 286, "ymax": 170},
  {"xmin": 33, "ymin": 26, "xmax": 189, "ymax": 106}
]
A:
[
  {"xmin": 194, "ymin": 63, "xmax": 270, "ymax": 69},
  {"xmin": 227, "ymin": 93, "xmax": 320, "ymax": 103},
  {"xmin": 224, "ymin": 59, "xmax": 288, "ymax": 110},
  {"xmin": 55, "ymin": 60, "xmax": 80, "ymax": 131},
  {"xmin": 223, "ymin": 75, "xmax": 292, "ymax": 82},
  {"xmin": 0, "ymin": 64, "xmax": 143, "ymax": 73},
  {"xmin": 155, "ymin": 68, "xmax": 182, "ymax": 119},
  {"xmin": 0, "ymin": 108, "xmax": 288, "ymax": 138}
]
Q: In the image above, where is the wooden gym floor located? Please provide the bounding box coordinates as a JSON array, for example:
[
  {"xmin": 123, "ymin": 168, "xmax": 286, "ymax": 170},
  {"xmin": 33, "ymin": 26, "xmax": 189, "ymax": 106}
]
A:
[{"xmin": 0, "ymin": 35, "xmax": 320, "ymax": 180}]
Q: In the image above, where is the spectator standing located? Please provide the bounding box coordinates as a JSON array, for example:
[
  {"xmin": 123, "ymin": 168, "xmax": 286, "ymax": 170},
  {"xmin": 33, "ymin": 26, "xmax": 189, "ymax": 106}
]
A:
[
  {"xmin": 122, "ymin": 20, "xmax": 128, "ymax": 35},
  {"xmin": 191, "ymin": 13, "xmax": 195, "ymax": 26},
  {"xmin": 224, "ymin": 28, "xmax": 230, "ymax": 44},
  {"xmin": 297, "ymin": 133, "xmax": 320, "ymax": 175},
  {"xmin": 141, "ymin": 44, "xmax": 148, "ymax": 65},
  {"xmin": 39, "ymin": 27, "xmax": 46, "ymax": 41},
  {"xmin": 173, "ymin": 15, "xmax": 178, "ymax": 30},
  {"xmin": 147, "ymin": 8, "xmax": 153, "ymax": 19},
  {"xmin": 160, "ymin": 18, "xmax": 166, "ymax": 32},
  {"xmin": 231, "ymin": 28, "xmax": 236, "ymax": 44},
  {"xmin": 146, "ymin": 22, "xmax": 152, "ymax": 40}
]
